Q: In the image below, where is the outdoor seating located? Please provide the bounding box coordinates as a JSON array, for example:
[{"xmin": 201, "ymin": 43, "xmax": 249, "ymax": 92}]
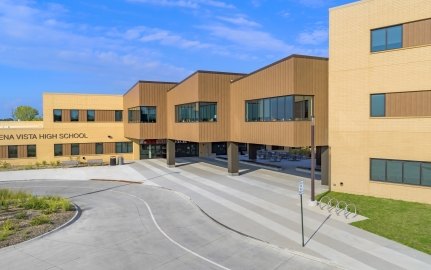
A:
[
  {"xmin": 60, "ymin": 160, "xmax": 79, "ymax": 168},
  {"xmin": 87, "ymin": 159, "xmax": 103, "ymax": 166}
]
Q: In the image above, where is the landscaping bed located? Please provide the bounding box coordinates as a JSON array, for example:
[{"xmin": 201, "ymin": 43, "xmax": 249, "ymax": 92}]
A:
[
  {"xmin": 0, "ymin": 189, "xmax": 76, "ymax": 248},
  {"xmin": 317, "ymin": 191, "xmax": 431, "ymax": 255}
]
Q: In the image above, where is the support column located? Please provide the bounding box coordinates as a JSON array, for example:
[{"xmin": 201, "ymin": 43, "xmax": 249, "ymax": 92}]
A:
[
  {"xmin": 166, "ymin": 139, "xmax": 175, "ymax": 168},
  {"xmin": 247, "ymin": 143, "xmax": 258, "ymax": 161},
  {"xmin": 199, "ymin": 143, "xmax": 211, "ymax": 157},
  {"xmin": 227, "ymin": 141, "xmax": 239, "ymax": 176},
  {"xmin": 320, "ymin": 146, "xmax": 329, "ymax": 186}
]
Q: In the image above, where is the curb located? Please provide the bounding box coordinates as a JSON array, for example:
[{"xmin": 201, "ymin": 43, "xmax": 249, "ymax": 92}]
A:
[{"xmin": 0, "ymin": 202, "xmax": 81, "ymax": 251}]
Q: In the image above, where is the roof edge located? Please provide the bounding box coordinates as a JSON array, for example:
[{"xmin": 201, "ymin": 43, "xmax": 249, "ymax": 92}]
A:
[
  {"xmin": 231, "ymin": 54, "xmax": 328, "ymax": 84},
  {"xmin": 123, "ymin": 80, "xmax": 178, "ymax": 96}
]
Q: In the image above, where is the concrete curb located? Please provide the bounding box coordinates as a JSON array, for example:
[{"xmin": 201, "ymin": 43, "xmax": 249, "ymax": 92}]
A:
[
  {"xmin": 0, "ymin": 202, "xmax": 81, "ymax": 251},
  {"xmin": 143, "ymin": 184, "xmax": 344, "ymax": 269}
]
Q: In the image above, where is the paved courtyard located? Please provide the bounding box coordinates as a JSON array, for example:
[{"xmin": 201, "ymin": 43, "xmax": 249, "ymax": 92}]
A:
[{"xmin": 0, "ymin": 158, "xmax": 430, "ymax": 270}]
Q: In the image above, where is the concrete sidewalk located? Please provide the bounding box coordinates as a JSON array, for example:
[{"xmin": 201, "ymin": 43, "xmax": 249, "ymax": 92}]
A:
[{"xmin": 131, "ymin": 158, "xmax": 431, "ymax": 270}]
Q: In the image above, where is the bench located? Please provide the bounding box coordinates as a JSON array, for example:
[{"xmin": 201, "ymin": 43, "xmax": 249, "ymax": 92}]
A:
[
  {"xmin": 61, "ymin": 160, "xmax": 79, "ymax": 168},
  {"xmin": 87, "ymin": 159, "xmax": 103, "ymax": 166}
]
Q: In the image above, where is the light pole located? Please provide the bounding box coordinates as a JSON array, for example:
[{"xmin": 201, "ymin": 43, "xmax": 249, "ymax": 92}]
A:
[{"xmin": 310, "ymin": 116, "xmax": 315, "ymax": 202}]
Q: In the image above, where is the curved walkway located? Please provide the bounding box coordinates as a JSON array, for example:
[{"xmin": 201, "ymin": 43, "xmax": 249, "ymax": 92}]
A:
[{"xmin": 0, "ymin": 180, "xmax": 337, "ymax": 270}]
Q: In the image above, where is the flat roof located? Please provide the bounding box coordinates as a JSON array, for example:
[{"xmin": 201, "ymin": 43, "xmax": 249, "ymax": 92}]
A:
[
  {"xmin": 231, "ymin": 54, "xmax": 328, "ymax": 84},
  {"xmin": 123, "ymin": 80, "xmax": 178, "ymax": 96},
  {"xmin": 329, "ymin": 0, "xmax": 365, "ymax": 11},
  {"xmin": 43, "ymin": 92, "xmax": 123, "ymax": 97}
]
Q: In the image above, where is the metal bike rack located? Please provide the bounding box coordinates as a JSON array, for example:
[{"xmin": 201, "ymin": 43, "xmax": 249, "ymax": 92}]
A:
[{"xmin": 317, "ymin": 196, "xmax": 358, "ymax": 218}]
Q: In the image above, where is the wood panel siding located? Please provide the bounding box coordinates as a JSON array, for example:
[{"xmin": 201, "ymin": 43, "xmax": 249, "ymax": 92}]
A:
[
  {"xmin": 230, "ymin": 56, "xmax": 328, "ymax": 147},
  {"xmin": 386, "ymin": 90, "xmax": 431, "ymax": 117},
  {"xmin": 62, "ymin": 109, "xmax": 71, "ymax": 122},
  {"xmin": 103, "ymin": 142, "xmax": 115, "ymax": 154},
  {"xmin": 17, "ymin": 145, "xmax": 27, "ymax": 158},
  {"xmin": 62, "ymin": 144, "xmax": 71, "ymax": 156},
  {"xmin": 79, "ymin": 110, "xmax": 87, "ymax": 122},
  {"xmin": 123, "ymin": 81, "xmax": 176, "ymax": 140},
  {"xmin": 403, "ymin": 19, "xmax": 431, "ymax": 48},
  {"xmin": 0, "ymin": 146, "xmax": 7, "ymax": 159},
  {"xmin": 79, "ymin": 143, "xmax": 95, "ymax": 155},
  {"xmin": 95, "ymin": 110, "xmax": 115, "ymax": 122},
  {"xmin": 167, "ymin": 72, "xmax": 244, "ymax": 142}
]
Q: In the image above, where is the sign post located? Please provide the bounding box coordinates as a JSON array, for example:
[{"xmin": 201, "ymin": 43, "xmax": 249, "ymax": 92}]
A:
[{"xmin": 298, "ymin": 180, "xmax": 305, "ymax": 247}]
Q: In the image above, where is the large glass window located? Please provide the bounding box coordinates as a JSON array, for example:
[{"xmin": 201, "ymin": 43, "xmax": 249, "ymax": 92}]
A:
[
  {"xmin": 370, "ymin": 159, "xmax": 386, "ymax": 181},
  {"xmin": 403, "ymin": 162, "xmax": 421, "ymax": 185},
  {"xmin": 115, "ymin": 142, "xmax": 133, "ymax": 153},
  {"xmin": 87, "ymin": 110, "xmax": 95, "ymax": 122},
  {"xmin": 96, "ymin": 143, "xmax": 103, "ymax": 155},
  {"xmin": 71, "ymin": 143, "xmax": 79, "ymax": 155},
  {"xmin": 371, "ymin": 25, "xmax": 402, "ymax": 52},
  {"xmin": 53, "ymin": 109, "xmax": 62, "ymax": 122},
  {"xmin": 128, "ymin": 106, "xmax": 156, "ymax": 123},
  {"xmin": 70, "ymin": 110, "xmax": 79, "ymax": 122},
  {"xmin": 245, "ymin": 95, "xmax": 313, "ymax": 122},
  {"xmin": 371, "ymin": 94, "xmax": 386, "ymax": 117},
  {"xmin": 175, "ymin": 102, "xmax": 217, "ymax": 122},
  {"xmin": 371, "ymin": 158, "xmax": 431, "ymax": 187},
  {"xmin": 27, "ymin": 145, "xmax": 36, "ymax": 158},
  {"xmin": 8, "ymin": 145, "xmax": 17, "ymax": 159},
  {"xmin": 115, "ymin": 110, "xmax": 123, "ymax": 122},
  {"xmin": 54, "ymin": 144, "xmax": 63, "ymax": 156}
]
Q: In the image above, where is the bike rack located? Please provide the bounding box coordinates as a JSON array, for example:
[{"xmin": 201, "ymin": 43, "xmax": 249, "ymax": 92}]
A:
[{"xmin": 317, "ymin": 196, "xmax": 358, "ymax": 218}]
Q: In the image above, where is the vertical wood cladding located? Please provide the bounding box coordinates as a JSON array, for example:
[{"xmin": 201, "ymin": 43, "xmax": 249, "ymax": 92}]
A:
[
  {"xmin": 386, "ymin": 90, "xmax": 431, "ymax": 117},
  {"xmin": 79, "ymin": 110, "xmax": 87, "ymax": 122},
  {"xmin": 17, "ymin": 145, "xmax": 27, "ymax": 158},
  {"xmin": 123, "ymin": 81, "xmax": 177, "ymax": 140},
  {"xmin": 0, "ymin": 146, "xmax": 7, "ymax": 158},
  {"xmin": 167, "ymin": 72, "xmax": 243, "ymax": 142},
  {"xmin": 62, "ymin": 144, "xmax": 71, "ymax": 156},
  {"xmin": 62, "ymin": 109, "xmax": 71, "ymax": 122},
  {"xmin": 403, "ymin": 19, "xmax": 431, "ymax": 48},
  {"xmin": 103, "ymin": 142, "xmax": 115, "ymax": 154},
  {"xmin": 95, "ymin": 110, "xmax": 115, "ymax": 122},
  {"xmin": 230, "ymin": 56, "xmax": 328, "ymax": 147},
  {"xmin": 79, "ymin": 143, "xmax": 95, "ymax": 155}
]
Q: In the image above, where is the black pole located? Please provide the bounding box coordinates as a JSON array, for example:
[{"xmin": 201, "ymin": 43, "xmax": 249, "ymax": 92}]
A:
[
  {"xmin": 300, "ymin": 193, "xmax": 304, "ymax": 247},
  {"xmin": 311, "ymin": 116, "xmax": 315, "ymax": 202}
]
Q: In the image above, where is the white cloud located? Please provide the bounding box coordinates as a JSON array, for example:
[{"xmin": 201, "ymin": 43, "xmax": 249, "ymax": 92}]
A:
[
  {"xmin": 127, "ymin": 0, "xmax": 234, "ymax": 9},
  {"xmin": 279, "ymin": 10, "xmax": 290, "ymax": 18},
  {"xmin": 217, "ymin": 15, "xmax": 261, "ymax": 27},
  {"xmin": 140, "ymin": 29, "xmax": 211, "ymax": 49},
  {"xmin": 297, "ymin": 28, "xmax": 328, "ymax": 45}
]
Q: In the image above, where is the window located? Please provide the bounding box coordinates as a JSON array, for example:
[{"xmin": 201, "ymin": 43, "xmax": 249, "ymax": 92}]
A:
[
  {"xmin": 371, "ymin": 25, "xmax": 402, "ymax": 52},
  {"xmin": 115, "ymin": 142, "xmax": 132, "ymax": 153},
  {"xmin": 245, "ymin": 95, "xmax": 313, "ymax": 122},
  {"xmin": 370, "ymin": 158, "xmax": 431, "ymax": 187},
  {"xmin": 175, "ymin": 102, "xmax": 217, "ymax": 122},
  {"xmin": 54, "ymin": 144, "xmax": 63, "ymax": 156},
  {"xmin": 8, "ymin": 145, "xmax": 17, "ymax": 159},
  {"xmin": 87, "ymin": 110, "xmax": 95, "ymax": 122},
  {"xmin": 70, "ymin": 110, "xmax": 79, "ymax": 122},
  {"xmin": 141, "ymin": 106, "xmax": 156, "ymax": 123},
  {"xmin": 96, "ymin": 143, "xmax": 103, "ymax": 154},
  {"xmin": 27, "ymin": 145, "xmax": 36, "ymax": 158},
  {"xmin": 53, "ymin": 109, "xmax": 62, "ymax": 122},
  {"xmin": 115, "ymin": 110, "xmax": 123, "ymax": 122},
  {"xmin": 128, "ymin": 106, "xmax": 156, "ymax": 123},
  {"xmin": 370, "ymin": 94, "xmax": 386, "ymax": 117},
  {"xmin": 71, "ymin": 143, "xmax": 79, "ymax": 155}
]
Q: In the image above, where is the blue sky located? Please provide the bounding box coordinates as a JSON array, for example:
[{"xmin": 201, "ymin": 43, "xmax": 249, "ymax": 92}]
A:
[{"xmin": 0, "ymin": 0, "xmax": 355, "ymax": 118}]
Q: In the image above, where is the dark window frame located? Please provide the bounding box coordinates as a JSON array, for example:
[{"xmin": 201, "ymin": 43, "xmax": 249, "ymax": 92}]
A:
[
  {"xmin": 370, "ymin": 94, "xmax": 386, "ymax": 117},
  {"xmin": 71, "ymin": 143, "xmax": 80, "ymax": 155},
  {"xmin": 54, "ymin": 144, "xmax": 63, "ymax": 156},
  {"xmin": 127, "ymin": 106, "xmax": 157, "ymax": 123},
  {"xmin": 175, "ymin": 102, "xmax": 217, "ymax": 123},
  {"xmin": 27, "ymin": 145, "xmax": 36, "ymax": 158},
  {"xmin": 87, "ymin": 110, "xmax": 95, "ymax": 122},
  {"xmin": 115, "ymin": 110, "xmax": 123, "ymax": 122},
  {"xmin": 70, "ymin": 109, "xmax": 79, "ymax": 122},
  {"xmin": 95, "ymin": 143, "xmax": 103, "ymax": 155},
  {"xmin": 370, "ymin": 158, "xmax": 431, "ymax": 187},
  {"xmin": 53, "ymin": 109, "xmax": 62, "ymax": 122},
  {"xmin": 371, "ymin": 24, "xmax": 403, "ymax": 52},
  {"xmin": 245, "ymin": 95, "xmax": 313, "ymax": 122},
  {"xmin": 7, "ymin": 145, "xmax": 18, "ymax": 159},
  {"xmin": 115, "ymin": 142, "xmax": 133, "ymax": 154}
]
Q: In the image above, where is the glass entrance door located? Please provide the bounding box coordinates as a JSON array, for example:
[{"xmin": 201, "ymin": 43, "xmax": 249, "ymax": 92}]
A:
[{"xmin": 140, "ymin": 144, "xmax": 166, "ymax": 159}]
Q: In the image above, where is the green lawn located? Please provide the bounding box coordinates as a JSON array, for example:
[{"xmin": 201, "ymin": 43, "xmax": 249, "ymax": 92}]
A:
[{"xmin": 317, "ymin": 191, "xmax": 431, "ymax": 255}]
